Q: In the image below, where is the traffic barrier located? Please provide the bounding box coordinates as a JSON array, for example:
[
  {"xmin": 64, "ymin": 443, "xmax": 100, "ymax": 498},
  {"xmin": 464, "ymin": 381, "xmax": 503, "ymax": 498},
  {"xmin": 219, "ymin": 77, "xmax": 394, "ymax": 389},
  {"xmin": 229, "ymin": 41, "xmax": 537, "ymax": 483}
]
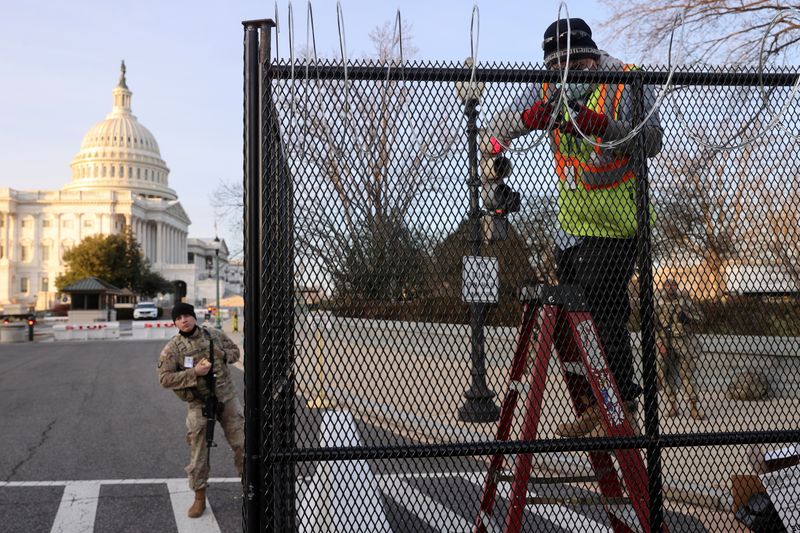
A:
[
  {"xmin": 52, "ymin": 322, "xmax": 120, "ymax": 341},
  {"xmin": 131, "ymin": 320, "xmax": 176, "ymax": 340}
]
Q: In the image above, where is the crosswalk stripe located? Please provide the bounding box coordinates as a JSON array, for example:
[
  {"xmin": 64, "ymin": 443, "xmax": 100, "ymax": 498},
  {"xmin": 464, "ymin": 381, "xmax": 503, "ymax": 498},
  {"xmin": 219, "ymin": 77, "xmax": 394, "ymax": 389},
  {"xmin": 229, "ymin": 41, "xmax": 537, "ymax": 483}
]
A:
[
  {"xmin": 166, "ymin": 479, "xmax": 222, "ymax": 533},
  {"xmin": 50, "ymin": 481, "xmax": 100, "ymax": 533},
  {"xmin": 462, "ymin": 472, "xmax": 613, "ymax": 533},
  {"xmin": 1, "ymin": 478, "xmax": 240, "ymax": 487},
  {"xmin": 376, "ymin": 475, "xmax": 474, "ymax": 532}
]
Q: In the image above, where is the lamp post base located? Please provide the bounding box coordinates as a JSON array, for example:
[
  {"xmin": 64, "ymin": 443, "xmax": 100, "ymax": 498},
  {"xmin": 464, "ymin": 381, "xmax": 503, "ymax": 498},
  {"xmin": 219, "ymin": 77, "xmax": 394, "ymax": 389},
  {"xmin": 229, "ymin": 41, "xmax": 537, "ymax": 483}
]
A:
[{"xmin": 458, "ymin": 388, "xmax": 500, "ymax": 423}]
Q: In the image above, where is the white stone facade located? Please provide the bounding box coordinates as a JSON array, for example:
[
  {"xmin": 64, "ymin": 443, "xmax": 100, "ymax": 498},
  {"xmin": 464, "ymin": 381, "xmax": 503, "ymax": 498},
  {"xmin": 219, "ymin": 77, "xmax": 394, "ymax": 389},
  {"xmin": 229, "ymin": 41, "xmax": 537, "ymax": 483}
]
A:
[{"xmin": 0, "ymin": 62, "xmax": 236, "ymax": 312}]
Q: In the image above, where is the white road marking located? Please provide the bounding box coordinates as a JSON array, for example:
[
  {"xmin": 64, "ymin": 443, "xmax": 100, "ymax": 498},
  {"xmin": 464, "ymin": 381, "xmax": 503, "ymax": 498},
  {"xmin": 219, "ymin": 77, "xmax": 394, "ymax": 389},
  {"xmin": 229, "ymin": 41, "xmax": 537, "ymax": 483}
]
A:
[
  {"xmin": 166, "ymin": 479, "xmax": 222, "ymax": 533},
  {"xmin": 298, "ymin": 410, "xmax": 391, "ymax": 533},
  {"xmin": 463, "ymin": 471, "xmax": 613, "ymax": 533},
  {"xmin": 0, "ymin": 478, "xmax": 240, "ymax": 487},
  {"xmin": 376, "ymin": 475, "xmax": 473, "ymax": 532},
  {"xmin": 50, "ymin": 481, "xmax": 100, "ymax": 533}
]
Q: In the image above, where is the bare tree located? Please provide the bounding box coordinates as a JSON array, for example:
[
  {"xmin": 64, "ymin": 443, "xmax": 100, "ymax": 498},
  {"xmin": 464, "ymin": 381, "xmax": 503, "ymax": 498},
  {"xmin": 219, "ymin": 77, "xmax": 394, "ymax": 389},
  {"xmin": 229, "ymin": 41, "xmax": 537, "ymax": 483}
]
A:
[
  {"xmin": 214, "ymin": 20, "xmax": 455, "ymax": 299},
  {"xmin": 654, "ymin": 85, "xmax": 799, "ymax": 298},
  {"xmin": 599, "ymin": 1, "xmax": 800, "ymax": 64}
]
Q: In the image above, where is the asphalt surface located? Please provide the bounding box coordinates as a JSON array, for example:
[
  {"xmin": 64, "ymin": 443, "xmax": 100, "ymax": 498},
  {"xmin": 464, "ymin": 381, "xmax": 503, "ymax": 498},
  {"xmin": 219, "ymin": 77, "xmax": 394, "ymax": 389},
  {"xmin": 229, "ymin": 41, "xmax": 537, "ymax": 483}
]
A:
[{"xmin": 0, "ymin": 340, "xmax": 709, "ymax": 532}]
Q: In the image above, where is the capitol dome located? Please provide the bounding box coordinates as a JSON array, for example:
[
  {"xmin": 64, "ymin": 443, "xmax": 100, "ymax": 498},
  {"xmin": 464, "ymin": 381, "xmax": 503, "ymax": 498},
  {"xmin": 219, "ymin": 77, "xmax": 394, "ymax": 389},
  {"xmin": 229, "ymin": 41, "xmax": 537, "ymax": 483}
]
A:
[{"xmin": 63, "ymin": 61, "xmax": 176, "ymax": 200}]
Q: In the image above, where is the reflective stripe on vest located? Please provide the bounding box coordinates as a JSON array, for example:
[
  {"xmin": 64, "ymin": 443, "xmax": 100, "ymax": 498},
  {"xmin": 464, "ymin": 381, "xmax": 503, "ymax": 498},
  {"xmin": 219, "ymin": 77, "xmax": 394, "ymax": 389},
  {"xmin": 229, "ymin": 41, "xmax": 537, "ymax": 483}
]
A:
[{"xmin": 543, "ymin": 64, "xmax": 636, "ymax": 191}]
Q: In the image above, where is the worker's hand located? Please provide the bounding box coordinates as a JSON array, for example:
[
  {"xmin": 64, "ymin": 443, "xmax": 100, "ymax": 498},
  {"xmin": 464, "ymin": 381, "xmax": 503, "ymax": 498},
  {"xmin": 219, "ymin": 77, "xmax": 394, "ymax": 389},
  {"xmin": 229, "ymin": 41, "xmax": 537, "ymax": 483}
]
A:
[
  {"xmin": 561, "ymin": 103, "xmax": 609, "ymax": 136},
  {"xmin": 521, "ymin": 100, "xmax": 556, "ymax": 131},
  {"xmin": 194, "ymin": 358, "xmax": 212, "ymax": 377}
]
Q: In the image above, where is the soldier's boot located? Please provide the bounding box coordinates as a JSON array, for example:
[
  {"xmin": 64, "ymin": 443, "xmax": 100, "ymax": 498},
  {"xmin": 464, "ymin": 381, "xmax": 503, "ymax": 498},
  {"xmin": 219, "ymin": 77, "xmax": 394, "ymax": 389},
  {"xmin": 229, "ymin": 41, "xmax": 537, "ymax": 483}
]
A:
[
  {"xmin": 187, "ymin": 488, "xmax": 207, "ymax": 518},
  {"xmin": 688, "ymin": 399, "xmax": 705, "ymax": 420},
  {"xmin": 665, "ymin": 398, "xmax": 679, "ymax": 418}
]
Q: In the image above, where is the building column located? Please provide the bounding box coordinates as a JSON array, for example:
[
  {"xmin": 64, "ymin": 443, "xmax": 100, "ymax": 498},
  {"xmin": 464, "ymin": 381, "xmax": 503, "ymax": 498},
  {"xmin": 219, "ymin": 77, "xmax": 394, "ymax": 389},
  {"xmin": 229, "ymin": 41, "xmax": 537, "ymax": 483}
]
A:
[
  {"xmin": 156, "ymin": 222, "xmax": 163, "ymax": 265},
  {"xmin": 56, "ymin": 214, "xmax": 62, "ymax": 264},
  {"xmin": 32, "ymin": 214, "xmax": 41, "ymax": 264},
  {"xmin": 8, "ymin": 214, "xmax": 16, "ymax": 261},
  {"xmin": 3, "ymin": 213, "xmax": 10, "ymax": 260}
]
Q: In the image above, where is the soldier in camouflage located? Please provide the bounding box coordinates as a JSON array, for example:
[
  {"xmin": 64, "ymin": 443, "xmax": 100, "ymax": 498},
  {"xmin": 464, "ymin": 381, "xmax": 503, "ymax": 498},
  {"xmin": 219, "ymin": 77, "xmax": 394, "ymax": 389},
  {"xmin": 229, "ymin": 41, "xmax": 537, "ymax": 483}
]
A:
[
  {"xmin": 656, "ymin": 279, "xmax": 705, "ymax": 420},
  {"xmin": 158, "ymin": 302, "xmax": 244, "ymax": 518}
]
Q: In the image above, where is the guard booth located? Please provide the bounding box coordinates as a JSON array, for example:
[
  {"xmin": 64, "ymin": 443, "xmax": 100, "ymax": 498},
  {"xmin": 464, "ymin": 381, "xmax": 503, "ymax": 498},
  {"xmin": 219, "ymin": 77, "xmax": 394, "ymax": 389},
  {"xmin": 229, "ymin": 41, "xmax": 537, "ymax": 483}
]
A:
[
  {"xmin": 61, "ymin": 277, "xmax": 122, "ymax": 324},
  {"xmin": 242, "ymin": 18, "xmax": 800, "ymax": 533}
]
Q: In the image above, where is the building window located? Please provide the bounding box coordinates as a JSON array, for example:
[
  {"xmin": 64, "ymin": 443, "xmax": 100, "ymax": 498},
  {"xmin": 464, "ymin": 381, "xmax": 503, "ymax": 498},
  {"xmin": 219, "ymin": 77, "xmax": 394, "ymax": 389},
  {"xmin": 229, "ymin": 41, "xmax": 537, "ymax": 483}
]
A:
[
  {"xmin": 111, "ymin": 166, "xmax": 115, "ymax": 177},
  {"xmin": 20, "ymin": 219, "xmax": 28, "ymax": 228},
  {"xmin": 83, "ymin": 219, "xmax": 93, "ymax": 228},
  {"xmin": 102, "ymin": 166, "xmax": 107, "ymax": 177},
  {"xmin": 0, "ymin": 244, "xmax": 4, "ymax": 259},
  {"xmin": 42, "ymin": 219, "xmax": 51, "ymax": 228},
  {"xmin": 128, "ymin": 166, "xmax": 132, "ymax": 178},
  {"xmin": 20, "ymin": 245, "xmax": 30, "ymax": 262},
  {"xmin": 0, "ymin": 217, "xmax": 4, "ymax": 228},
  {"xmin": 137, "ymin": 168, "xmax": 141, "ymax": 179},
  {"xmin": 41, "ymin": 245, "xmax": 50, "ymax": 262},
  {"xmin": 62, "ymin": 219, "xmax": 73, "ymax": 229},
  {"xmin": 20, "ymin": 277, "xmax": 29, "ymax": 293},
  {"xmin": 188, "ymin": 252, "xmax": 194, "ymax": 264},
  {"xmin": 42, "ymin": 277, "xmax": 49, "ymax": 293}
]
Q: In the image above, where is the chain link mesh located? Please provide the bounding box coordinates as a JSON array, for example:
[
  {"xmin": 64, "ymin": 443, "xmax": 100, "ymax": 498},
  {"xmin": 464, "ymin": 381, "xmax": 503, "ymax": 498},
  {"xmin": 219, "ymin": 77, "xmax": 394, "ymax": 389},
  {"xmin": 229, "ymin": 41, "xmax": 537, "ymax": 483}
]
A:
[{"xmin": 252, "ymin": 57, "xmax": 800, "ymax": 532}]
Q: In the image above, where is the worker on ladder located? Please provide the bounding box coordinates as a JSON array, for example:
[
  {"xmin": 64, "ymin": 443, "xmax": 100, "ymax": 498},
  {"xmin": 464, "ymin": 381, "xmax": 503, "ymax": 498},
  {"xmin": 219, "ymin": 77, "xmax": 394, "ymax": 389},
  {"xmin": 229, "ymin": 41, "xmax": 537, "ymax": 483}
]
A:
[{"xmin": 481, "ymin": 17, "xmax": 664, "ymax": 437}]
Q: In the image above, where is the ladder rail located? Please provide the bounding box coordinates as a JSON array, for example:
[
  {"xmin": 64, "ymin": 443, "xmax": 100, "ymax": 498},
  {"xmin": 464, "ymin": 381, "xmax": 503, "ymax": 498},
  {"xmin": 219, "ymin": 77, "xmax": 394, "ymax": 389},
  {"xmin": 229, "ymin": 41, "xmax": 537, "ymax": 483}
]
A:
[
  {"xmin": 563, "ymin": 310, "xmax": 655, "ymax": 531},
  {"xmin": 502, "ymin": 305, "xmax": 558, "ymax": 533},
  {"xmin": 474, "ymin": 302, "xmax": 541, "ymax": 533}
]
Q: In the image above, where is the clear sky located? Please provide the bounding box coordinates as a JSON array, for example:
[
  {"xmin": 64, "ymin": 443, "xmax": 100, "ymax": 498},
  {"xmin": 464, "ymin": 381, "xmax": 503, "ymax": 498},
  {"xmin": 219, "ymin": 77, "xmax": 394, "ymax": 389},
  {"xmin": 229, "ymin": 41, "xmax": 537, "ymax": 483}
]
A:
[{"xmin": 0, "ymin": 0, "xmax": 620, "ymax": 252}]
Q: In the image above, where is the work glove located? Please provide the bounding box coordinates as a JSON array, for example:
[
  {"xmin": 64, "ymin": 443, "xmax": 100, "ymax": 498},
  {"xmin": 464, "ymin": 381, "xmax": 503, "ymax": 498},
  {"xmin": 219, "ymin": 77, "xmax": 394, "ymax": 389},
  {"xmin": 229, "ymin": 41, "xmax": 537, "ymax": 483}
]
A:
[
  {"xmin": 479, "ymin": 129, "xmax": 506, "ymax": 156},
  {"xmin": 521, "ymin": 100, "xmax": 556, "ymax": 131},
  {"xmin": 561, "ymin": 103, "xmax": 609, "ymax": 136}
]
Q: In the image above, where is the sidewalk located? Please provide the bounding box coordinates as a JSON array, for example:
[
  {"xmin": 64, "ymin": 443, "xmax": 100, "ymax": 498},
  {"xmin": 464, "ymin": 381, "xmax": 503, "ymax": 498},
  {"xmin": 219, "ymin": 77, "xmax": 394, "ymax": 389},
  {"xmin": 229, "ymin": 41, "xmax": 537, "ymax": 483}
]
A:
[{"xmin": 292, "ymin": 312, "xmax": 799, "ymax": 515}]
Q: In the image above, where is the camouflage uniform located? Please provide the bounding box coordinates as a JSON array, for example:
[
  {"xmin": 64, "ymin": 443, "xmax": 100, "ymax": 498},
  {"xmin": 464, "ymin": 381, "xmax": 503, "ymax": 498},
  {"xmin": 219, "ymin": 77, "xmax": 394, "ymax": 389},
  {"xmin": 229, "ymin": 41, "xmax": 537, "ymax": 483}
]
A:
[
  {"xmin": 158, "ymin": 326, "xmax": 244, "ymax": 490},
  {"xmin": 656, "ymin": 285, "xmax": 705, "ymax": 419}
]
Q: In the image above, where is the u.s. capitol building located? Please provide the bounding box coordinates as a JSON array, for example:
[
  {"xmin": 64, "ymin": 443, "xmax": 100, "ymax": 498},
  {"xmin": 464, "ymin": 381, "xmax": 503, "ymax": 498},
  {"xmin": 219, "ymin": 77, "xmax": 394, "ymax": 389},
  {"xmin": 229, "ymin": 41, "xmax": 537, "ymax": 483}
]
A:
[{"xmin": 0, "ymin": 62, "xmax": 241, "ymax": 312}]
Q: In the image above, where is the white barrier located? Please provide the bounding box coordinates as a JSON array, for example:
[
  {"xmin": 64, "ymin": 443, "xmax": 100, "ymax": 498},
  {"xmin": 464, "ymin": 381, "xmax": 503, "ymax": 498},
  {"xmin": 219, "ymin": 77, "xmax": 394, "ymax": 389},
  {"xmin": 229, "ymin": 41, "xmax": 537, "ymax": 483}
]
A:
[
  {"xmin": 131, "ymin": 320, "xmax": 176, "ymax": 339},
  {"xmin": 52, "ymin": 322, "xmax": 120, "ymax": 341}
]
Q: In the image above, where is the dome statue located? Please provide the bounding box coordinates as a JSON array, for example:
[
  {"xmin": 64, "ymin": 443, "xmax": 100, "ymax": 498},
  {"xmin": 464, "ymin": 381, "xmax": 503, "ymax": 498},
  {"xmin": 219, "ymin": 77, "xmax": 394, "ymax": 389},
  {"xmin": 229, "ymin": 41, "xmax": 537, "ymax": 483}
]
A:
[{"xmin": 63, "ymin": 61, "xmax": 176, "ymax": 200}]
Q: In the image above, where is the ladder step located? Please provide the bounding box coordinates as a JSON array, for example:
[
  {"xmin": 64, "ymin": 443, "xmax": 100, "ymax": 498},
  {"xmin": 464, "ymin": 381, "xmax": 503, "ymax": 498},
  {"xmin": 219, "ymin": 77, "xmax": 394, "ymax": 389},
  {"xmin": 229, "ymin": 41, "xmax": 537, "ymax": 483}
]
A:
[
  {"xmin": 526, "ymin": 495, "xmax": 631, "ymax": 506},
  {"xmin": 493, "ymin": 468, "xmax": 615, "ymax": 485}
]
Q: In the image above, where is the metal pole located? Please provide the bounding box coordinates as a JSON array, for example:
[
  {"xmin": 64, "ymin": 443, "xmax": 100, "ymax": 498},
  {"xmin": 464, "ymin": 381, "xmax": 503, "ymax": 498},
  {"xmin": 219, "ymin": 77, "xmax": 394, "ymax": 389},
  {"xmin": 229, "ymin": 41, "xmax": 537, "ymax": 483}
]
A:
[
  {"xmin": 242, "ymin": 18, "xmax": 272, "ymax": 533},
  {"xmin": 258, "ymin": 17, "xmax": 297, "ymax": 532},
  {"xmin": 215, "ymin": 248, "xmax": 222, "ymax": 329},
  {"xmin": 632, "ymin": 73, "xmax": 665, "ymax": 533},
  {"xmin": 458, "ymin": 96, "xmax": 500, "ymax": 423}
]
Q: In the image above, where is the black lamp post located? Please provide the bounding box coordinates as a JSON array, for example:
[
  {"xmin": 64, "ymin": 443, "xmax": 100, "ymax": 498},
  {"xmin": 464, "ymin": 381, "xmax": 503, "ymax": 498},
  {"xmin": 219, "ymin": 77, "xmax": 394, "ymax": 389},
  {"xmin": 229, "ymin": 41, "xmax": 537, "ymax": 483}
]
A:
[
  {"xmin": 456, "ymin": 60, "xmax": 500, "ymax": 423},
  {"xmin": 213, "ymin": 236, "xmax": 222, "ymax": 329}
]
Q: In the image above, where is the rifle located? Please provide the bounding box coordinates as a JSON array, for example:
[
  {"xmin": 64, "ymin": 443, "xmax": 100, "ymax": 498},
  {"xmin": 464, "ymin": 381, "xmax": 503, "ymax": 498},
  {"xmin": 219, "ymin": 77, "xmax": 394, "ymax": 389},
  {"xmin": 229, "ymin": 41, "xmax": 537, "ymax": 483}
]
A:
[{"xmin": 201, "ymin": 328, "xmax": 219, "ymax": 465}]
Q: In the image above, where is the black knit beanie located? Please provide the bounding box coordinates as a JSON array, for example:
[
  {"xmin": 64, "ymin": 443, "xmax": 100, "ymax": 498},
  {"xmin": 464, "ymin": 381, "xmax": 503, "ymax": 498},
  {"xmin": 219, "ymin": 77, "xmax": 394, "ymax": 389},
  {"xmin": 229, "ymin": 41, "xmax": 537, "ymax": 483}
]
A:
[
  {"xmin": 171, "ymin": 302, "xmax": 196, "ymax": 322},
  {"xmin": 542, "ymin": 18, "xmax": 600, "ymax": 67}
]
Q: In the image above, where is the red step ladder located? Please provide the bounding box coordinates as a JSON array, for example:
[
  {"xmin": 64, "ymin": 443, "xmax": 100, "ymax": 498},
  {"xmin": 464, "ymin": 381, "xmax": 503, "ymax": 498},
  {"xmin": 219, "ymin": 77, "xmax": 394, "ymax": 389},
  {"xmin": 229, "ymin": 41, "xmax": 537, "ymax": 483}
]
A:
[{"xmin": 474, "ymin": 284, "xmax": 665, "ymax": 533}]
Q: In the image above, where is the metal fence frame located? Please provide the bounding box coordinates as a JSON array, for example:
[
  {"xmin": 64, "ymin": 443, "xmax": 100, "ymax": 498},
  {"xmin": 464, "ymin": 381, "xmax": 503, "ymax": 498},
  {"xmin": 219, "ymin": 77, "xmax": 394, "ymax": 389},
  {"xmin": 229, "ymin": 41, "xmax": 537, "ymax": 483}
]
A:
[{"xmin": 243, "ymin": 19, "xmax": 800, "ymax": 533}]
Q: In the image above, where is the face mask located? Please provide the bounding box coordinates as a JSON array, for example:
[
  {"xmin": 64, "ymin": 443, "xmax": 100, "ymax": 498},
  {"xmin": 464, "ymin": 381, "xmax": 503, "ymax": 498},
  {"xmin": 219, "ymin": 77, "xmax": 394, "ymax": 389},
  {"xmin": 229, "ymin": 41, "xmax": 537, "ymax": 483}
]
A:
[{"xmin": 555, "ymin": 81, "xmax": 594, "ymax": 103}]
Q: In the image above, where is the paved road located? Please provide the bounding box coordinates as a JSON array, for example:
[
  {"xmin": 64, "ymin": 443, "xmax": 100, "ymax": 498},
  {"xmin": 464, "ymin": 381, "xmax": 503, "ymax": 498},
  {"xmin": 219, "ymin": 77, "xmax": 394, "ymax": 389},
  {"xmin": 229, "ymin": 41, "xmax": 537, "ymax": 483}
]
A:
[{"xmin": 0, "ymin": 340, "xmax": 710, "ymax": 532}]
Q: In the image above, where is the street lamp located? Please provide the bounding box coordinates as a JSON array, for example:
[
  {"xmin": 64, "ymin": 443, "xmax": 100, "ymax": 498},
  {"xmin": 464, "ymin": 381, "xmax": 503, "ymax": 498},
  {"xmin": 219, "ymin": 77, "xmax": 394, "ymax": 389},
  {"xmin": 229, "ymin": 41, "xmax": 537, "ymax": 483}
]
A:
[
  {"xmin": 213, "ymin": 235, "xmax": 222, "ymax": 329},
  {"xmin": 455, "ymin": 58, "xmax": 500, "ymax": 423}
]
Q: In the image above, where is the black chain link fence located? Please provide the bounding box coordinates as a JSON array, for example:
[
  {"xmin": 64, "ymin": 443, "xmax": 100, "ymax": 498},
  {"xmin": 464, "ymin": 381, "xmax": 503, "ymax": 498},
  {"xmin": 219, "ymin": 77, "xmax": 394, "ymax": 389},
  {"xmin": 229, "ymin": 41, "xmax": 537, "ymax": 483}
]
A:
[{"xmin": 244, "ymin": 22, "xmax": 800, "ymax": 533}]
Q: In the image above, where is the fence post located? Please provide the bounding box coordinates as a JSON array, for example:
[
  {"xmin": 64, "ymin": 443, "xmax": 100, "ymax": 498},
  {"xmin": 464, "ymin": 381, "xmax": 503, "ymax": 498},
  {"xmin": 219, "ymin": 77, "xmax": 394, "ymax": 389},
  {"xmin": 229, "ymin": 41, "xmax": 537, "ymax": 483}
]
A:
[
  {"xmin": 261, "ymin": 19, "xmax": 298, "ymax": 532},
  {"xmin": 242, "ymin": 18, "xmax": 271, "ymax": 533},
  {"xmin": 633, "ymin": 71, "xmax": 665, "ymax": 533}
]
